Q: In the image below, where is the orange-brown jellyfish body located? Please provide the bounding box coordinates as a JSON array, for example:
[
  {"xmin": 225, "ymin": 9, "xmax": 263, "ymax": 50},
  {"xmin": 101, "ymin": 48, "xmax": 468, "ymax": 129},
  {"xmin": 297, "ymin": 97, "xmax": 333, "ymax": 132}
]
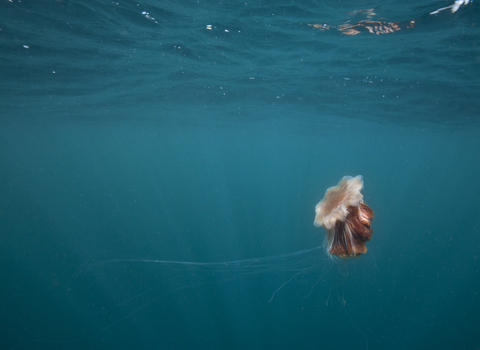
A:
[{"xmin": 314, "ymin": 175, "xmax": 374, "ymax": 259}]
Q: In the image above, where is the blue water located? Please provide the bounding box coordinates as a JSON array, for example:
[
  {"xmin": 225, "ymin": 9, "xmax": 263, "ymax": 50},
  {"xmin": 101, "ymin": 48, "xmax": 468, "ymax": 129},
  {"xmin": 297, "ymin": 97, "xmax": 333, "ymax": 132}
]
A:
[{"xmin": 1, "ymin": 1, "xmax": 479, "ymax": 349}]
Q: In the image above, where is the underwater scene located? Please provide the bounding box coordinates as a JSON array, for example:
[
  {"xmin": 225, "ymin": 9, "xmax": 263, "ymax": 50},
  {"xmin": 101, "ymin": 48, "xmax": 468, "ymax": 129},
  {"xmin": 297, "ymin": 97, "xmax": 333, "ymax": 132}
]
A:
[{"xmin": 1, "ymin": 1, "xmax": 479, "ymax": 349}]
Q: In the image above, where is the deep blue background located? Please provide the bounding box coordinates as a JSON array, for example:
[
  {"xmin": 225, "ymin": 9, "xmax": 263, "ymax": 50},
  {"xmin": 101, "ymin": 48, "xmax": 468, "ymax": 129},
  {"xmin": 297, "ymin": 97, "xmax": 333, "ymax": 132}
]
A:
[{"xmin": 1, "ymin": 1, "xmax": 479, "ymax": 349}]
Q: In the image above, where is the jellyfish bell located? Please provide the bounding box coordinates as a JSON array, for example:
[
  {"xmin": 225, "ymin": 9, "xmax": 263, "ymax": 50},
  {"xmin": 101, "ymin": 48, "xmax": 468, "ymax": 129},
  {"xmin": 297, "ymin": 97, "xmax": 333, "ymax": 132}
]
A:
[{"xmin": 314, "ymin": 175, "xmax": 374, "ymax": 259}]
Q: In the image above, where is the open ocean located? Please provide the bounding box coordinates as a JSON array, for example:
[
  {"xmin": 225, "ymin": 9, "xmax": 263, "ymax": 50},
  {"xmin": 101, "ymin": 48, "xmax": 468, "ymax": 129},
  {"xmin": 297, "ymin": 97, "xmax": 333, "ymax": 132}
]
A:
[{"xmin": 1, "ymin": 1, "xmax": 479, "ymax": 349}]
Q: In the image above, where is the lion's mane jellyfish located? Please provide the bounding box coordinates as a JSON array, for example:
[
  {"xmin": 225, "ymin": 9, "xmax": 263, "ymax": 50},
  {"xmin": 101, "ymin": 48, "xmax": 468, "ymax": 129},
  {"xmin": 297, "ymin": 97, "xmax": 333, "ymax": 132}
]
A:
[{"xmin": 314, "ymin": 175, "xmax": 374, "ymax": 259}]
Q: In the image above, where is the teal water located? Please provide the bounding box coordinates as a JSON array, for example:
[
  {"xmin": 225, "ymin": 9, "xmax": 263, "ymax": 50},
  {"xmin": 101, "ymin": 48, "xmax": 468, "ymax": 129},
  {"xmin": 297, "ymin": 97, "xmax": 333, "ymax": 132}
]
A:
[{"xmin": 1, "ymin": 1, "xmax": 480, "ymax": 349}]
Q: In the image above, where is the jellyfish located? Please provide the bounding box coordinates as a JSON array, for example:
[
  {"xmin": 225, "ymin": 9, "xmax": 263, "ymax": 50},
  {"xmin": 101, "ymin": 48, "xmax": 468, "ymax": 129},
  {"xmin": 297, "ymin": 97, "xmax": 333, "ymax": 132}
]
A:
[
  {"xmin": 61, "ymin": 180, "xmax": 375, "ymax": 344},
  {"xmin": 314, "ymin": 175, "xmax": 374, "ymax": 259}
]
